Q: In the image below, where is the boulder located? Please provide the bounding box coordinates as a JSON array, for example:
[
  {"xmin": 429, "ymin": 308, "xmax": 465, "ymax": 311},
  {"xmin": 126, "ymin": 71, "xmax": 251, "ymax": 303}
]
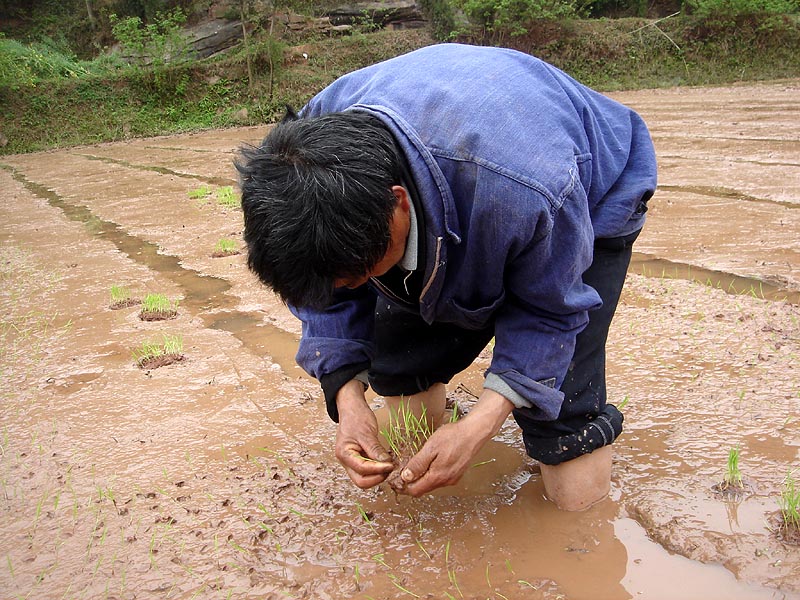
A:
[
  {"xmin": 326, "ymin": 1, "xmax": 425, "ymax": 29},
  {"xmin": 185, "ymin": 18, "xmax": 245, "ymax": 59}
]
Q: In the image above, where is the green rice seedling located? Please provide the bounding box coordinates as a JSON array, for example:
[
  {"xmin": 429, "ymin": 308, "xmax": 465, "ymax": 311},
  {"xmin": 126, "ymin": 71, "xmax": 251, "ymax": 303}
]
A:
[
  {"xmin": 132, "ymin": 334, "xmax": 184, "ymax": 369},
  {"xmin": 779, "ymin": 470, "xmax": 800, "ymax": 532},
  {"xmin": 723, "ymin": 446, "xmax": 744, "ymax": 489},
  {"xmin": 445, "ymin": 540, "xmax": 463, "ymax": 598},
  {"xmin": 372, "ymin": 553, "xmax": 388, "ymax": 568},
  {"xmin": 109, "ymin": 285, "xmax": 140, "ymax": 309},
  {"xmin": 388, "ymin": 574, "xmax": 419, "ymax": 598},
  {"xmin": 139, "ymin": 293, "xmax": 178, "ymax": 321},
  {"xmin": 381, "ymin": 400, "xmax": 432, "ymax": 458},
  {"xmin": 381, "ymin": 400, "xmax": 434, "ymax": 492},
  {"xmin": 212, "ymin": 238, "xmax": 239, "ymax": 257},
  {"xmin": 187, "ymin": 185, "xmax": 212, "ymax": 199},
  {"xmin": 215, "ymin": 186, "xmax": 240, "ymax": 209}
]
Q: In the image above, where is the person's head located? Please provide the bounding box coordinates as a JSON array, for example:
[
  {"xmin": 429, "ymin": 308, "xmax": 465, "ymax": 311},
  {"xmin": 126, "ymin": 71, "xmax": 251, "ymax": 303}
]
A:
[{"xmin": 236, "ymin": 110, "xmax": 406, "ymax": 309}]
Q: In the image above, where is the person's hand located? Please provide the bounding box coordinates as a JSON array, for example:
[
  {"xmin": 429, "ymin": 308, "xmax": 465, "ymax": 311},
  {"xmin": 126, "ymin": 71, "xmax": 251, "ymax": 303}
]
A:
[
  {"xmin": 335, "ymin": 380, "xmax": 394, "ymax": 488},
  {"xmin": 401, "ymin": 389, "xmax": 514, "ymax": 497}
]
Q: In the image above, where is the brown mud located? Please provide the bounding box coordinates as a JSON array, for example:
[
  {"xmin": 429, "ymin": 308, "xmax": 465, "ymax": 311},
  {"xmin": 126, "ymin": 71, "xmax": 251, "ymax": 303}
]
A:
[{"xmin": 1, "ymin": 81, "xmax": 799, "ymax": 599}]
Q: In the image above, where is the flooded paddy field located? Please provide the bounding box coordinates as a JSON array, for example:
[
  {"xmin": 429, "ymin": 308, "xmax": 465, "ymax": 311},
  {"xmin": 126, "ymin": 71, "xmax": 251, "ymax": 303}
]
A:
[{"xmin": 1, "ymin": 79, "xmax": 798, "ymax": 599}]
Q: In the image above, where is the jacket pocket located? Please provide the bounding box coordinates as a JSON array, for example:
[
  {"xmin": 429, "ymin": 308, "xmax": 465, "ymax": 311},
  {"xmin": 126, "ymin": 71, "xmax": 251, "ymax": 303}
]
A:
[{"xmin": 447, "ymin": 292, "xmax": 505, "ymax": 330}]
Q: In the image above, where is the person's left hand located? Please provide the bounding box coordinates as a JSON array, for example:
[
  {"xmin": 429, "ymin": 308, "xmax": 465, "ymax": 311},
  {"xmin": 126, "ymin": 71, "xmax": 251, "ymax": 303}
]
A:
[{"xmin": 400, "ymin": 389, "xmax": 514, "ymax": 497}]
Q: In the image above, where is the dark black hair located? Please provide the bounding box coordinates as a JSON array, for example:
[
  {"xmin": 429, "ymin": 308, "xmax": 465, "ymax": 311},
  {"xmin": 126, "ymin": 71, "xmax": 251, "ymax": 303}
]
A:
[{"xmin": 235, "ymin": 110, "xmax": 403, "ymax": 309}]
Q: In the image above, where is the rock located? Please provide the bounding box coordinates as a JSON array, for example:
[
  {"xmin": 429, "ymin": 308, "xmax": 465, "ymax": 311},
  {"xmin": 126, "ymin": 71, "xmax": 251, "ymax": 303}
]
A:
[
  {"xmin": 326, "ymin": 1, "xmax": 425, "ymax": 28},
  {"xmin": 231, "ymin": 108, "xmax": 249, "ymax": 123},
  {"xmin": 185, "ymin": 18, "xmax": 245, "ymax": 59}
]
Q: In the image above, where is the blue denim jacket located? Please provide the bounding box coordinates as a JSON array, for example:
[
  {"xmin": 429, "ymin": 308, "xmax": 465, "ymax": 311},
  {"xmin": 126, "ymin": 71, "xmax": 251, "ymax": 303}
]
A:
[{"xmin": 292, "ymin": 44, "xmax": 657, "ymax": 420}]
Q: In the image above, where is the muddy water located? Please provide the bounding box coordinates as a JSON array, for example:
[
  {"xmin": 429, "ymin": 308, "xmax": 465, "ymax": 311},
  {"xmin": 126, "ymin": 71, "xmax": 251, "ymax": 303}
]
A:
[{"xmin": 1, "ymin": 80, "xmax": 799, "ymax": 600}]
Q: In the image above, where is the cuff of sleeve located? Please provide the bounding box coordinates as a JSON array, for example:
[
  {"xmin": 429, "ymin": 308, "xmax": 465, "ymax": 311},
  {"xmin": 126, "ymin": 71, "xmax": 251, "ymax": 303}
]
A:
[
  {"xmin": 484, "ymin": 373, "xmax": 534, "ymax": 409},
  {"xmin": 319, "ymin": 362, "xmax": 371, "ymax": 423}
]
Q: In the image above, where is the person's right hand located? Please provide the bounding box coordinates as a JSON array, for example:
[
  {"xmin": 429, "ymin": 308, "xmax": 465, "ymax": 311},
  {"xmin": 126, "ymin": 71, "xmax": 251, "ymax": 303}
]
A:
[{"xmin": 334, "ymin": 380, "xmax": 394, "ymax": 488}]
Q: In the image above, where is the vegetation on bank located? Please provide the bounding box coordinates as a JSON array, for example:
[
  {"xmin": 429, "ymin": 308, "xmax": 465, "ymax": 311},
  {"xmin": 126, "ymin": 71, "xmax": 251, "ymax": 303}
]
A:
[{"xmin": 1, "ymin": 0, "xmax": 799, "ymax": 154}]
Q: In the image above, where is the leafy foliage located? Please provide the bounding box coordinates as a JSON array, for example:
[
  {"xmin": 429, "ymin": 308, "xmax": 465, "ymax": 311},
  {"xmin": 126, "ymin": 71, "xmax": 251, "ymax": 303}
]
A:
[
  {"xmin": 110, "ymin": 7, "xmax": 190, "ymax": 66},
  {"xmin": 457, "ymin": 0, "xmax": 579, "ymax": 37},
  {"xmin": 686, "ymin": 0, "xmax": 799, "ymax": 19},
  {"xmin": 0, "ymin": 34, "xmax": 90, "ymax": 89}
]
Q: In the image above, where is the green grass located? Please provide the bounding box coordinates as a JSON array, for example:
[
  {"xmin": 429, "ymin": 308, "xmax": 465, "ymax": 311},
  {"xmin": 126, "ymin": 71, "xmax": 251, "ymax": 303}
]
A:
[
  {"xmin": 780, "ymin": 470, "xmax": 800, "ymax": 531},
  {"xmin": 4, "ymin": 15, "xmax": 800, "ymax": 155}
]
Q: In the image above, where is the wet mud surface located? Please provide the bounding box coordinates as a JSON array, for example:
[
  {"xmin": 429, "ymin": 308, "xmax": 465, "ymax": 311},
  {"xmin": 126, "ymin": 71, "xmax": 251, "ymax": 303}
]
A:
[{"xmin": 1, "ymin": 81, "xmax": 799, "ymax": 599}]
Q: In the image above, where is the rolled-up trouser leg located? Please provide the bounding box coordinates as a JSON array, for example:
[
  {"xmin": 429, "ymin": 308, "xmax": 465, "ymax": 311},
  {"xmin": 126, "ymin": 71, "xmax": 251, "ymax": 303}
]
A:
[{"xmin": 513, "ymin": 229, "xmax": 640, "ymax": 465}]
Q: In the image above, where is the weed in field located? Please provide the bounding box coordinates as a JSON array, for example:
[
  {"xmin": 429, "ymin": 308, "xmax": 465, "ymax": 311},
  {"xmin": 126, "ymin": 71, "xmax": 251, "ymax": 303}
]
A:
[
  {"xmin": 132, "ymin": 334, "xmax": 184, "ymax": 369},
  {"xmin": 138, "ymin": 293, "xmax": 178, "ymax": 321},
  {"xmin": 211, "ymin": 238, "xmax": 239, "ymax": 258}
]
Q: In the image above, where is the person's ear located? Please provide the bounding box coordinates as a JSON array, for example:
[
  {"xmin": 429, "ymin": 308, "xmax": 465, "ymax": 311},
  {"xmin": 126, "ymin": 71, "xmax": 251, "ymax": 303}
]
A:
[{"xmin": 391, "ymin": 185, "xmax": 410, "ymax": 213}]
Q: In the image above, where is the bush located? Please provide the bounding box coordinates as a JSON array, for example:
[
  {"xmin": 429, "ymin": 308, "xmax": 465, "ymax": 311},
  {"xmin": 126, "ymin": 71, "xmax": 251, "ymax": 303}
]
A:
[
  {"xmin": 686, "ymin": 0, "xmax": 799, "ymax": 19},
  {"xmin": 110, "ymin": 7, "xmax": 191, "ymax": 66},
  {"xmin": 418, "ymin": 0, "xmax": 460, "ymax": 39},
  {"xmin": 457, "ymin": 0, "xmax": 579, "ymax": 38},
  {"xmin": 0, "ymin": 34, "xmax": 89, "ymax": 89}
]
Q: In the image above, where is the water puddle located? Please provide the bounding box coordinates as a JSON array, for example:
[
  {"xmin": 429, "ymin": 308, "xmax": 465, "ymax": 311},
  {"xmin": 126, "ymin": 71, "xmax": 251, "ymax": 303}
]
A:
[
  {"xmin": 77, "ymin": 153, "xmax": 236, "ymax": 187},
  {"xmin": 657, "ymin": 184, "xmax": 800, "ymax": 209},
  {"xmin": 630, "ymin": 252, "xmax": 800, "ymax": 304}
]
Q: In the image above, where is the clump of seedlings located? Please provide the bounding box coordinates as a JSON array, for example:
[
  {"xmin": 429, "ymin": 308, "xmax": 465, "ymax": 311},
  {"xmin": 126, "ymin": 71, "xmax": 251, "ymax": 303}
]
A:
[
  {"xmin": 713, "ymin": 446, "xmax": 748, "ymax": 499},
  {"xmin": 138, "ymin": 293, "xmax": 179, "ymax": 321},
  {"xmin": 109, "ymin": 285, "xmax": 140, "ymax": 310},
  {"xmin": 778, "ymin": 469, "xmax": 800, "ymax": 545},
  {"xmin": 187, "ymin": 185, "xmax": 212, "ymax": 199},
  {"xmin": 132, "ymin": 334, "xmax": 184, "ymax": 369},
  {"xmin": 381, "ymin": 400, "xmax": 433, "ymax": 494},
  {"xmin": 215, "ymin": 186, "xmax": 239, "ymax": 209},
  {"xmin": 211, "ymin": 238, "xmax": 240, "ymax": 258}
]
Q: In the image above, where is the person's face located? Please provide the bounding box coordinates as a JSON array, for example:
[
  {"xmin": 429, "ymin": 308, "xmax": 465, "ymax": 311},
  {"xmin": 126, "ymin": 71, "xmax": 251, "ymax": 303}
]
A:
[{"xmin": 334, "ymin": 186, "xmax": 411, "ymax": 290}]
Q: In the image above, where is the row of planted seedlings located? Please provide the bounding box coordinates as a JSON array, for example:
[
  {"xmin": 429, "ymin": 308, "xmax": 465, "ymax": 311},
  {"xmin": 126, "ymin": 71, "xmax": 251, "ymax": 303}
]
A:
[
  {"xmin": 110, "ymin": 285, "xmax": 185, "ymax": 369},
  {"xmin": 109, "ymin": 184, "xmax": 244, "ymax": 369},
  {"xmin": 190, "ymin": 184, "xmax": 243, "ymax": 258}
]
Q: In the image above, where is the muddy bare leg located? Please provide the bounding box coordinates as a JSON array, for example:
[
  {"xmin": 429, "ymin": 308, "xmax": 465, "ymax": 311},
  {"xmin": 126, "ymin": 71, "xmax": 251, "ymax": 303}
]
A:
[
  {"xmin": 384, "ymin": 382, "xmax": 446, "ymax": 430},
  {"xmin": 540, "ymin": 445, "xmax": 612, "ymax": 511}
]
